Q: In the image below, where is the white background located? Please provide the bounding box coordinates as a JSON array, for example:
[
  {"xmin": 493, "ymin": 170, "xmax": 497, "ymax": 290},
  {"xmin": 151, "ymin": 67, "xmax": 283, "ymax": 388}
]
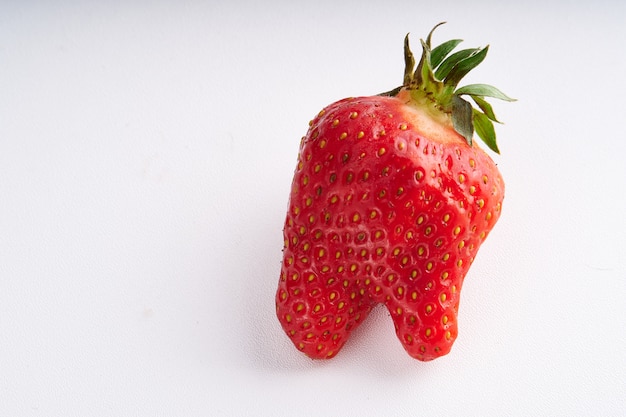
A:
[{"xmin": 1, "ymin": 1, "xmax": 625, "ymax": 416}]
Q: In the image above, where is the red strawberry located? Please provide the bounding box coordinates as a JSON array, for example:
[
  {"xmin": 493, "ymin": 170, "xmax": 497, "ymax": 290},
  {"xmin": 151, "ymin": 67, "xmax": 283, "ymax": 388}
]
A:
[{"xmin": 275, "ymin": 23, "xmax": 514, "ymax": 361}]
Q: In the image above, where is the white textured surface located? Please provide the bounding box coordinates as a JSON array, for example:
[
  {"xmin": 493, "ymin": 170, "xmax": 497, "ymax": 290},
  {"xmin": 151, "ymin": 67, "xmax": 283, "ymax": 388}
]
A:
[{"xmin": 1, "ymin": 1, "xmax": 625, "ymax": 416}]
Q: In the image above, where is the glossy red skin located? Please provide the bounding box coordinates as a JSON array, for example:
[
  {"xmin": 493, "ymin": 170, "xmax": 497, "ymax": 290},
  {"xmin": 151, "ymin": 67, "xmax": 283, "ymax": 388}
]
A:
[{"xmin": 276, "ymin": 95, "xmax": 504, "ymax": 361}]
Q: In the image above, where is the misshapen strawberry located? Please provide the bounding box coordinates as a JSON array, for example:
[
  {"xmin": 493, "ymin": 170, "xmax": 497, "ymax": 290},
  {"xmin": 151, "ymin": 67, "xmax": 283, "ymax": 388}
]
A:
[{"xmin": 275, "ymin": 23, "xmax": 514, "ymax": 361}]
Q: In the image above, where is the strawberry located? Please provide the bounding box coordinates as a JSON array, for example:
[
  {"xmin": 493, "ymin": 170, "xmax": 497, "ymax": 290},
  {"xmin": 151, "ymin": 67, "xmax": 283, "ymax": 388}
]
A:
[{"xmin": 275, "ymin": 23, "xmax": 514, "ymax": 361}]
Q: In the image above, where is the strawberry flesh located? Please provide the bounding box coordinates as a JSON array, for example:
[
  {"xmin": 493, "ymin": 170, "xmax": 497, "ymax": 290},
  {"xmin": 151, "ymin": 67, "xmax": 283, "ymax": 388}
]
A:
[{"xmin": 275, "ymin": 94, "xmax": 504, "ymax": 360}]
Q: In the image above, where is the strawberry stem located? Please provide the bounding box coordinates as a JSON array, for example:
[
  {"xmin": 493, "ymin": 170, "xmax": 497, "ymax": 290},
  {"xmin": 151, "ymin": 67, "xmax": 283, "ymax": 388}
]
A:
[{"xmin": 387, "ymin": 22, "xmax": 515, "ymax": 153}]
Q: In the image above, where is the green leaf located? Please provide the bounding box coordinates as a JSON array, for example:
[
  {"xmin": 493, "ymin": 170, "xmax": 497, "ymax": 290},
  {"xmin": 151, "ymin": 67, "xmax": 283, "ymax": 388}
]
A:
[
  {"xmin": 412, "ymin": 39, "xmax": 442, "ymax": 94},
  {"xmin": 470, "ymin": 95, "xmax": 500, "ymax": 123},
  {"xmin": 425, "ymin": 21, "xmax": 447, "ymax": 48},
  {"xmin": 455, "ymin": 83, "xmax": 516, "ymax": 101},
  {"xmin": 434, "ymin": 48, "xmax": 479, "ymax": 81},
  {"xmin": 473, "ymin": 109, "xmax": 499, "ymax": 153},
  {"xmin": 403, "ymin": 34, "xmax": 416, "ymax": 85},
  {"xmin": 431, "ymin": 39, "xmax": 463, "ymax": 69},
  {"xmin": 444, "ymin": 46, "xmax": 489, "ymax": 88},
  {"xmin": 451, "ymin": 95, "xmax": 474, "ymax": 146}
]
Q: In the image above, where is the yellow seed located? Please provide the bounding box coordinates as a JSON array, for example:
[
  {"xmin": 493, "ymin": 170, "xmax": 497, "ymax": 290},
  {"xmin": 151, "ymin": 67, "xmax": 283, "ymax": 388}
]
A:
[
  {"xmin": 314, "ymin": 304, "xmax": 321, "ymax": 312},
  {"xmin": 469, "ymin": 185, "xmax": 476, "ymax": 195},
  {"xmin": 477, "ymin": 199, "xmax": 485, "ymax": 209},
  {"xmin": 332, "ymin": 119, "xmax": 339, "ymax": 127},
  {"xmin": 426, "ymin": 262, "xmax": 433, "ymax": 271},
  {"xmin": 445, "ymin": 331, "xmax": 451, "ymax": 340},
  {"xmin": 319, "ymin": 139, "xmax": 327, "ymax": 149},
  {"xmin": 338, "ymin": 301, "xmax": 345, "ymax": 309},
  {"xmin": 442, "ymin": 315, "xmax": 448, "ymax": 325},
  {"xmin": 425, "ymin": 304, "xmax": 433, "ymax": 313},
  {"xmin": 457, "ymin": 259, "xmax": 463, "ymax": 268},
  {"xmin": 482, "ymin": 175, "xmax": 489, "ymax": 184},
  {"xmin": 399, "ymin": 123, "xmax": 408, "ymax": 130},
  {"xmin": 469, "ymin": 159, "xmax": 476, "ymax": 168},
  {"xmin": 357, "ymin": 131, "xmax": 365, "ymax": 139},
  {"xmin": 442, "ymin": 253, "xmax": 450, "ymax": 262},
  {"xmin": 396, "ymin": 307, "xmax": 403, "ymax": 315},
  {"xmin": 458, "ymin": 173, "xmax": 465, "ymax": 183},
  {"xmin": 285, "ymin": 314, "xmax": 292, "ymax": 323},
  {"xmin": 425, "ymin": 328, "xmax": 432, "ymax": 337},
  {"xmin": 411, "ymin": 291, "xmax": 418, "ymax": 300},
  {"xmin": 441, "ymin": 271, "xmax": 449, "ymax": 280},
  {"xmin": 350, "ymin": 111, "xmax": 358, "ymax": 119},
  {"xmin": 440, "ymin": 293, "xmax": 447, "ymax": 302},
  {"xmin": 339, "ymin": 132, "xmax": 348, "ymax": 140},
  {"xmin": 335, "ymin": 316, "xmax": 342, "ymax": 324},
  {"xmin": 308, "ymin": 273, "xmax": 315, "ymax": 282},
  {"xmin": 453, "ymin": 226, "xmax": 461, "ymax": 236},
  {"xmin": 417, "ymin": 215, "xmax": 425, "ymax": 225},
  {"xmin": 377, "ymin": 147, "xmax": 386, "ymax": 156},
  {"xmin": 397, "ymin": 286, "xmax": 404, "ymax": 296},
  {"xmin": 443, "ymin": 213, "xmax": 450, "ymax": 223}
]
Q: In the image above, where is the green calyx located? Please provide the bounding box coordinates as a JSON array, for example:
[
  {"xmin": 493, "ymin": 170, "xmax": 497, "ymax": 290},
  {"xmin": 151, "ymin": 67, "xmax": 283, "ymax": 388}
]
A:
[{"xmin": 385, "ymin": 22, "xmax": 515, "ymax": 154}]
